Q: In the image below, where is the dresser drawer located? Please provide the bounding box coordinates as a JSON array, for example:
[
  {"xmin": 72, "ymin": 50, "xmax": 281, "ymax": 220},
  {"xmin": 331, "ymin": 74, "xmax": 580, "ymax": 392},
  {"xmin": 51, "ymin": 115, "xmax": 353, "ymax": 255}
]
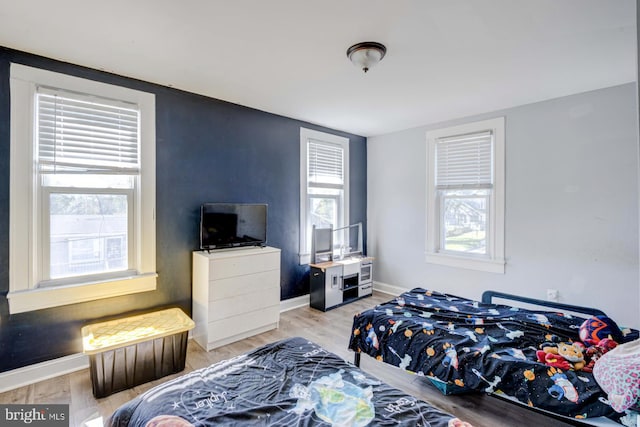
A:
[
  {"xmin": 207, "ymin": 305, "xmax": 280, "ymax": 344},
  {"xmin": 209, "ymin": 286, "xmax": 280, "ymax": 319},
  {"xmin": 209, "ymin": 270, "xmax": 280, "ymax": 301},
  {"xmin": 209, "ymin": 250, "xmax": 280, "ymax": 280}
]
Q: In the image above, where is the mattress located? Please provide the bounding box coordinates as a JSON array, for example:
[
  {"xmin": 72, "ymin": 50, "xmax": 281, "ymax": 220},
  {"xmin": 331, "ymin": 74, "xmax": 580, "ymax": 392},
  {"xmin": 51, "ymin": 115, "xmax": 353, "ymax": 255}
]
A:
[
  {"xmin": 108, "ymin": 336, "xmax": 467, "ymax": 426},
  {"xmin": 348, "ymin": 288, "xmax": 638, "ymax": 425}
]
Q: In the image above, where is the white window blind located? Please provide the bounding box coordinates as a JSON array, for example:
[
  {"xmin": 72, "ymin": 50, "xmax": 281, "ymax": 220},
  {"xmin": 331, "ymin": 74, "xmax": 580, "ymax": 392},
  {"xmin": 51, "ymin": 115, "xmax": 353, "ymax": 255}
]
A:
[
  {"xmin": 37, "ymin": 87, "xmax": 140, "ymax": 174},
  {"xmin": 308, "ymin": 139, "xmax": 344, "ymax": 186},
  {"xmin": 435, "ymin": 131, "xmax": 493, "ymax": 189}
]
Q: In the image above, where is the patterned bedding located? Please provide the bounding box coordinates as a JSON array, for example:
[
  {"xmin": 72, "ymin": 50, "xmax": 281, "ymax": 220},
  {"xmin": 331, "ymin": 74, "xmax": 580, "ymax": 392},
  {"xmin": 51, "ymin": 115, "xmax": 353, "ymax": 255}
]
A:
[
  {"xmin": 348, "ymin": 288, "xmax": 638, "ymax": 424},
  {"xmin": 108, "ymin": 336, "xmax": 467, "ymax": 427}
]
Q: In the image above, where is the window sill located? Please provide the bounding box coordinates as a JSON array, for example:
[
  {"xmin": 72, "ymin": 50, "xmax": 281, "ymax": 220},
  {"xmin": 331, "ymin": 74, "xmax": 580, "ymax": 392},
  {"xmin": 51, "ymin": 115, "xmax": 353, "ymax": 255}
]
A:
[
  {"xmin": 425, "ymin": 252, "xmax": 505, "ymax": 274},
  {"xmin": 7, "ymin": 273, "xmax": 157, "ymax": 314}
]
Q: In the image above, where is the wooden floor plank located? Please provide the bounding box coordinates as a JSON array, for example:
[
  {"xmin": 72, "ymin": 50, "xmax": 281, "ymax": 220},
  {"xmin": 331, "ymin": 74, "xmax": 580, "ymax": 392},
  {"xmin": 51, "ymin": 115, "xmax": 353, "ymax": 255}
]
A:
[{"xmin": 0, "ymin": 292, "xmax": 574, "ymax": 426}]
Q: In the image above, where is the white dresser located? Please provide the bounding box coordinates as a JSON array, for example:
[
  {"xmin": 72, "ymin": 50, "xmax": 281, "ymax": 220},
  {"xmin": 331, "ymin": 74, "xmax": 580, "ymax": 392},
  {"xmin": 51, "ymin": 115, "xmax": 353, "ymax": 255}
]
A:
[{"xmin": 192, "ymin": 246, "xmax": 281, "ymax": 351}]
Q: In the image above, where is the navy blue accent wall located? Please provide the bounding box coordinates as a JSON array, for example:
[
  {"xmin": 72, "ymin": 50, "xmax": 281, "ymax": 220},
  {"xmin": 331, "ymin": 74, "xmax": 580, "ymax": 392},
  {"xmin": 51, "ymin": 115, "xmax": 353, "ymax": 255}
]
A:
[{"xmin": 0, "ymin": 47, "xmax": 367, "ymax": 372}]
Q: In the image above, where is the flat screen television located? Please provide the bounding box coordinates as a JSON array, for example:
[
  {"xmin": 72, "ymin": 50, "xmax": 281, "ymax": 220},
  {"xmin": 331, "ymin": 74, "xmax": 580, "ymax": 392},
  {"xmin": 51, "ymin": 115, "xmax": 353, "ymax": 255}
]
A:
[{"xmin": 200, "ymin": 203, "xmax": 267, "ymax": 250}]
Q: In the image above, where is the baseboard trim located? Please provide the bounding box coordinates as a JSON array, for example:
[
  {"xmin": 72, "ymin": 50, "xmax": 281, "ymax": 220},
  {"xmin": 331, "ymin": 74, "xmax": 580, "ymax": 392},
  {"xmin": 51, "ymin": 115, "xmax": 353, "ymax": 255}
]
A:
[
  {"xmin": 373, "ymin": 281, "xmax": 406, "ymax": 296},
  {"xmin": 278, "ymin": 283, "xmax": 403, "ymax": 313},
  {"xmin": 1, "ymin": 289, "xmax": 392, "ymax": 393},
  {"xmin": 0, "ymin": 352, "xmax": 89, "ymax": 393},
  {"xmin": 280, "ymin": 294, "xmax": 310, "ymax": 312}
]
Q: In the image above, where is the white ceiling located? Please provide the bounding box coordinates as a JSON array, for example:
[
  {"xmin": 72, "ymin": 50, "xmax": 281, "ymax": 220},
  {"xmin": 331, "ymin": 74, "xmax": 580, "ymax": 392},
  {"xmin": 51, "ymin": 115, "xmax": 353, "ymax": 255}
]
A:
[{"xmin": 0, "ymin": 0, "xmax": 635, "ymax": 137}]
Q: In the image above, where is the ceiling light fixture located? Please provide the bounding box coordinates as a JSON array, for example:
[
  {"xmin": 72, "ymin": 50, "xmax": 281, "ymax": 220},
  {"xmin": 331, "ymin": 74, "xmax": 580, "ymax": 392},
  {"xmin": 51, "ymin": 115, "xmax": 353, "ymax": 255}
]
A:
[{"xmin": 346, "ymin": 42, "xmax": 386, "ymax": 73}]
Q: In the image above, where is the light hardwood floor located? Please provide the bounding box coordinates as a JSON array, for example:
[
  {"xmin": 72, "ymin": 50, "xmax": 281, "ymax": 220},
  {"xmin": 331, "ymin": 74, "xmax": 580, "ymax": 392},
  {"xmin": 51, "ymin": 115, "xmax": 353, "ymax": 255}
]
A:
[{"xmin": 0, "ymin": 291, "xmax": 573, "ymax": 426}]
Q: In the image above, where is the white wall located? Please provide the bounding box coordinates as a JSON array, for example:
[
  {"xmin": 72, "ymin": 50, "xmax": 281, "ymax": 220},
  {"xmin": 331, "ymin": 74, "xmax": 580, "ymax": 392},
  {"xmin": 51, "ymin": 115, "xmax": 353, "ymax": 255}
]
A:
[{"xmin": 368, "ymin": 83, "xmax": 639, "ymax": 329}]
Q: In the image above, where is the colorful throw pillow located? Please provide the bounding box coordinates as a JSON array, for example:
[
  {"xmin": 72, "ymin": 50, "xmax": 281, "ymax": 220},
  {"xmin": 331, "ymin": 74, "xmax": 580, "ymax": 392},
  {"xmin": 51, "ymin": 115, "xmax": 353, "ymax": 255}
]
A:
[
  {"xmin": 579, "ymin": 315, "xmax": 623, "ymax": 346},
  {"xmin": 593, "ymin": 339, "xmax": 640, "ymax": 413}
]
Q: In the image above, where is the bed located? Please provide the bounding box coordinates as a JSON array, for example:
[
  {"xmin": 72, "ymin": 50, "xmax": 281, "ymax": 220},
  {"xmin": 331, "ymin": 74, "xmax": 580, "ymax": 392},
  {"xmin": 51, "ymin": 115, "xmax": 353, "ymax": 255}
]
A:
[
  {"xmin": 348, "ymin": 288, "xmax": 639, "ymax": 426},
  {"xmin": 107, "ymin": 336, "xmax": 471, "ymax": 426}
]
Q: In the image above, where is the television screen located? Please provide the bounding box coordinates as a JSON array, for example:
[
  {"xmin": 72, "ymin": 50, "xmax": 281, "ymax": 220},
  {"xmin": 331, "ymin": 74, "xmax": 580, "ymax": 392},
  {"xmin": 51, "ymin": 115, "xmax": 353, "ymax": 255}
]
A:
[{"xmin": 200, "ymin": 203, "xmax": 267, "ymax": 250}]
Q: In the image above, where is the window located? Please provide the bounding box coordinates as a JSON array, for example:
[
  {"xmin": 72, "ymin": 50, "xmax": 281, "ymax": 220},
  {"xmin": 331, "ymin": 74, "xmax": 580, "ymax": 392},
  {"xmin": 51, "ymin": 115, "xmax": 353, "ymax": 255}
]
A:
[
  {"xmin": 426, "ymin": 117, "xmax": 505, "ymax": 273},
  {"xmin": 8, "ymin": 64, "xmax": 156, "ymax": 313},
  {"xmin": 299, "ymin": 128, "xmax": 349, "ymax": 264}
]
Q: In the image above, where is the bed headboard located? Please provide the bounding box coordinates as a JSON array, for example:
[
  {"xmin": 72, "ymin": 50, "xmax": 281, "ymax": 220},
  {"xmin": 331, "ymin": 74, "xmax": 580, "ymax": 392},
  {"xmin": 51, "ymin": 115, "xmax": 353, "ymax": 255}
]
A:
[{"xmin": 481, "ymin": 290, "xmax": 606, "ymax": 317}]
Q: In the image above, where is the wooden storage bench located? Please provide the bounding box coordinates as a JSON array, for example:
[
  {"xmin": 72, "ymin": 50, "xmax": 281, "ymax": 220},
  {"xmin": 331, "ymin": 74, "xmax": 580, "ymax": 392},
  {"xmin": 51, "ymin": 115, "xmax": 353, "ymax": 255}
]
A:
[{"xmin": 81, "ymin": 308, "xmax": 194, "ymax": 398}]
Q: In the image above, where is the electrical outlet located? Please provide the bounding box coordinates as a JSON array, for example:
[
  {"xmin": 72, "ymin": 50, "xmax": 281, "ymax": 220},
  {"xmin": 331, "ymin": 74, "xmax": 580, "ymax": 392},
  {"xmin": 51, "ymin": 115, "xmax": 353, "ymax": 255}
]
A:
[{"xmin": 546, "ymin": 289, "xmax": 559, "ymax": 302}]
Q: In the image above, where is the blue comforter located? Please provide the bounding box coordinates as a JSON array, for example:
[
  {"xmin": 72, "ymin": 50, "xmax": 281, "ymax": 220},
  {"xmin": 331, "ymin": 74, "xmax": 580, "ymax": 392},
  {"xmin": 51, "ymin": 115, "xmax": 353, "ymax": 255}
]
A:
[{"xmin": 348, "ymin": 288, "xmax": 637, "ymax": 424}]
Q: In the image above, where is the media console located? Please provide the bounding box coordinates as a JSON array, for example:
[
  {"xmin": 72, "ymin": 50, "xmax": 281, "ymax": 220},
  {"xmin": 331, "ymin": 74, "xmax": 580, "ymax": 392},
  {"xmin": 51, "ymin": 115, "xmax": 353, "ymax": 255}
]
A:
[{"xmin": 309, "ymin": 257, "xmax": 373, "ymax": 311}]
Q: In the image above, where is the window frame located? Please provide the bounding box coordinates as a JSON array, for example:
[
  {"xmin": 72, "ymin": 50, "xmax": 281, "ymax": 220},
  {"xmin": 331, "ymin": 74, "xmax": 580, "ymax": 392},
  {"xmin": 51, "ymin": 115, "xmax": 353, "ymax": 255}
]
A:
[
  {"xmin": 299, "ymin": 128, "xmax": 349, "ymax": 265},
  {"xmin": 439, "ymin": 189, "xmax": 491, "ymax": 256},
  {"xmin": 41, "ymin": 186, "xmax": 135, "ymax": 286},
  {"xmin": 426, "ymin": 117, "xmax": 505, "ymax": 273},
  {"xmin": 8, "ymin": 63, "xmax": 157, "ymax": 314}
]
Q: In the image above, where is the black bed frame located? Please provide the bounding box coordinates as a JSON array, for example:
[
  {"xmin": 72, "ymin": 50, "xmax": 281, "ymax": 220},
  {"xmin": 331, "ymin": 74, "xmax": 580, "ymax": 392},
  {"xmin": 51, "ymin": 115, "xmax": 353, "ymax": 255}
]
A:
[{"xmin": 480, "ymin": 290, "xmax": 606, "ymax": 316}]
